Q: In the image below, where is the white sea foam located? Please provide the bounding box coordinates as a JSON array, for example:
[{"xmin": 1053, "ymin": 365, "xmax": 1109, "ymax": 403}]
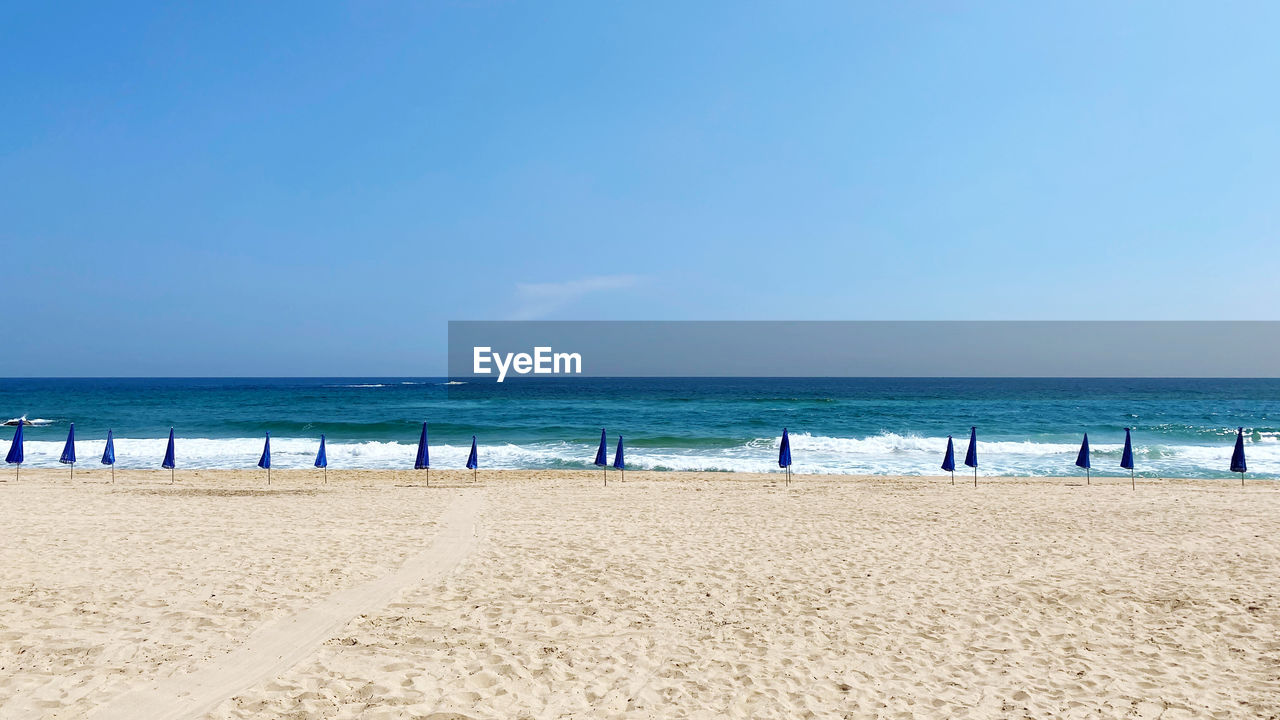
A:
[{"xmin": 6, "ymin": 432, "xmax": 1277, "ymax": 477}]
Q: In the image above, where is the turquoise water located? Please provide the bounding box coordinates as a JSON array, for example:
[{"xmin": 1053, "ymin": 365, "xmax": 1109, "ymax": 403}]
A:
[{"xmin": 1, "ymin": 378, "xmax": 1276, "ymax": 477}]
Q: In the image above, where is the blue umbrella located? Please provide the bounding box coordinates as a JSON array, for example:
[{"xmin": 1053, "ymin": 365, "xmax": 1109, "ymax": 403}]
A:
[
  {"xmin": 102, "ymin": 429, "xmax": 116, "ymax": 483},
  {"xmin": 414, "ymin": 422, "xmax": 430, "ymax": 485},
  {"xmin": 162, "ymin": 428, "xmax": 176, "ymax": 483},
  {"xmin": 258, "ymin": 431, "xmax": 272, "ymax": 485},
  {"xmin": 941, "ymin": 435, "xmax": 955, "ymax": 484},
  {"xmin": 613, "ymin": 435, "xmax": 625, "ymax": 482},
  {"xmin": 466, "ymin": 435, "xmax": 478, "ymax": 481},
  {"xmin": 60, "ymin": 423, "xmax": 77, "ymax": 480},
  {"xmin": 1120, "ymin": 428, "xmax": 1134, "ymax": 489},
  {"xmin": 594, "ymin": 429, "xmax": 608, "ymax": 486},
  {"xmin": 964, "ymin": 427, "xmax": 978, "ymax": 487},
  {"xmin": 1231, "ymin": 426, "xmax": 1247, "ymax": 486},
  {"xmin": 1075, "ymin": 433, "xmax": 1091, "ymax": 484},
  {"xmin": 6, "ymin": 420, "xmax": 24, "ymax": 480},
  {"xmin": 779, "ymin": 428, "xmax": 792, "ymax": 486},
  {"xmin": 315, "ymin": 434, "xmax": 328, "ymax": 484}
]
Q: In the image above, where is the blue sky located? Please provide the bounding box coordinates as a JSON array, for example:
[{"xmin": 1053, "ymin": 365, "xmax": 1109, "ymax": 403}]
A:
[{"xmin": 2, "ymin": 2, "xmax": 1278, "ymax": 375}]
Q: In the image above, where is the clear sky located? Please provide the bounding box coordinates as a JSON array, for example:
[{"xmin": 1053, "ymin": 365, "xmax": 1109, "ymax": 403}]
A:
[{"xmin": 2, "ymin": 2, "xmax": 1277, "ymax": 375}]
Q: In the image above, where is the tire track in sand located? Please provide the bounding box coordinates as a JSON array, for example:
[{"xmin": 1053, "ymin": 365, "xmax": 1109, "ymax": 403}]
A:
[{"xmin": 82, "ymin": 491, "xmax": 483, "ymax": 720}]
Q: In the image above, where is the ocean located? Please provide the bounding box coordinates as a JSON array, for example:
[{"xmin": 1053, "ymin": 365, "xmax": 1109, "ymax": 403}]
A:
[{"xmin": 0, "ymin": 377, "xmax": 1276, "ymax": 478}]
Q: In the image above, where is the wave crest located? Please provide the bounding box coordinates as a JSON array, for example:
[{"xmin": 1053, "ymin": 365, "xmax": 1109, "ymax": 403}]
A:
[{"xmin": 6, "ymin": 432, "xmax": 1275, "ymax": 478}]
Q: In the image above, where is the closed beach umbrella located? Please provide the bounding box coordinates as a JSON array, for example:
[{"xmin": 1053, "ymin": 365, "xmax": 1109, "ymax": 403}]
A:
[
  {"xmin": 6, "ymin": 420, "xmax": 24, "ymax": 480},
  {"xmin": 778, "ymin": 428, "xmax": 792, "ymax": 486},
  {"xmin": 162, "ymin": 428, "xmax": 176, "ymax": 483},
  {"xmin": 941, "ymin": 435, "xmax": 955, "ymax": 485},
  {"xmin": 1075, "ymin": 433, "xmax": 1091, "ymax": 485},
  {"xmin": 594, "ymin": 429, "xmax": 608, "ymax": 486},
  {"xmin": 613, "ymin": 435, "xmax": 625, "ymax": 482},
  {"xmin": 258, "ymin": 432, "xmax": 271, "ymax": 485},
  {"xmin": 315, "ymin": 434, "xmax": 328, "ymax": 484},
  {"xmin": 466, "ymin": 435, "xmax": 478, "ymax": 482},
  {"xmin": 60, "ymin": 423, "xmax": 77, "ymax": 480},
  {"xmin": 1120, "ymin": 428, "xmax": 1134, "ymax": 489},
  {"xmin": 102, "ymin": 429, "xmax": 116, "ymax": 483},
  {"xmin": 414, "ymin": 422, "xmax": 430, "ymax": 485},
  {"xmin": 964, "ymin": 426, "xmax": 978, "ymax": 487},
  {"xmin": 1230, "ymin": 426, "xmax": 1247, "ymax": 486}
]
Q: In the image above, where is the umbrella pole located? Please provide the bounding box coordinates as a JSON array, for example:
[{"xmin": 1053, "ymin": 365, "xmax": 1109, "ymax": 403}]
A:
[
  {"xmin": 1130, "ymin": 468, "xmax": 1134, "ymax": 490},
  {"xmin": 324, "ymin": 467, "xmax": 328, "ymax": 484},
  {"xmin": 1241, "ymin": 471, "xmax": 1245, "ymax": 487},
  {"xmin": 1086, "ymin": 467, "xmax": 1090, "ymax": 485},
  {"xmin": 268, "ymin": 467, "xmax": 271, "ymax": 486},
  {"xmin": 973, "ymin": 467, "xmax": 977, "ymax": 488},
  {"xmin": 112, "ymin": 464, "xmax": 115, "ymax": 484},
  {"xmin": 473, "ymin": 467, "xmax": 477, "ymax": 483},
  {"xmin": 171, "ymin": 467, "xmax": 174, "ymax": 484},
  {"xmin": 70, "ymin": 463, "xmax": 74, "ymax": 482}
]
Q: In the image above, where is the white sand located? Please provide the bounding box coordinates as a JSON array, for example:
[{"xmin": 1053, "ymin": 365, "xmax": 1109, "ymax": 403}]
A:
[{"xmin": 2, "ymin": 469, "xmax": 1278, "ymax": 719}]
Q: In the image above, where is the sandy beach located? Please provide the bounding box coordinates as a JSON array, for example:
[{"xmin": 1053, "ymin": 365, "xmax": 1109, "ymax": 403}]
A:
[{"xmin": 1, "ymin": 469, "xmax": 1278, "ymax": 719}]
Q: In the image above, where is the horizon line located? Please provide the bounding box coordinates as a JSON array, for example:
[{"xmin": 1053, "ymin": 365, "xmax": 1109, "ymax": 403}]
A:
[{"xmin": 5, "ymin": 376, "xmax": 1280, "ymax": 381}]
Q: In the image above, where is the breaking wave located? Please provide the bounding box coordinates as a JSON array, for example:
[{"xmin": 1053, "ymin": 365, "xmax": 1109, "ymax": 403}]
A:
[{"xmin": 7, "ymin": 431, "xmax": 1277, "ymax": 478}]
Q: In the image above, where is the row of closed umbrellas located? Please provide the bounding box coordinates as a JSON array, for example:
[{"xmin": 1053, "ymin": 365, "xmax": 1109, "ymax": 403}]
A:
[
  {"xmin": 1, "ymin": 422, "xmax": 483, "ymax": 485},
  {"xmin": 777, "ymin": 426, "xmax": 1254, "ymax": 488},
  {"xmin": 5, "ymin": 422, "xmax": 1254, "ymax": 487}
]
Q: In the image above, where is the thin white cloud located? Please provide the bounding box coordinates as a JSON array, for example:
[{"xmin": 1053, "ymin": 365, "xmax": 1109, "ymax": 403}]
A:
[{"xmin": 511, "ymin": 274, "xmax": 642, "ymax": 320}]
